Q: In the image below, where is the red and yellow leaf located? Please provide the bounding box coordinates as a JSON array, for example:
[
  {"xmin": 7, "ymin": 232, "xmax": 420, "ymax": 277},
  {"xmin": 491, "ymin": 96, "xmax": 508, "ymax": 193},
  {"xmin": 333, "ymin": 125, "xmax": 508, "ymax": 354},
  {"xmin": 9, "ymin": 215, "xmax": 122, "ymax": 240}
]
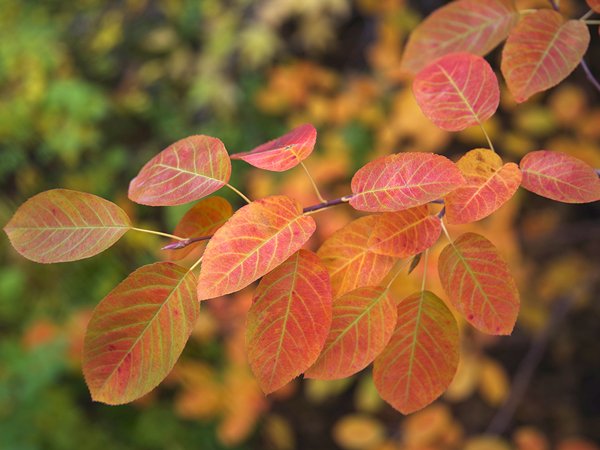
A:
[
  {"xmin": 246, "ymin": 250, "xmax": 332, "ymax": 393},
  {"xmin": 413, "ymin": 53, "xmax": 500, "ymax": 131},
  {"xmin": 519, "ymin": 150, "xmax": 600, "ymax": 203},
  {"xmin": 587, "ymin": 0, "xmax": 600, "ymax": 13},
  {"xmin": 350, "ymin": 153, "xmax": 464, "ymax": 212},
  {"xmin": 438, "ymin": 233, "xmax": 519, "ymax": 335},
  {"xmin": 445, "ymin": 149, "xmax": 522, "ymax": 224},
  {"xmin": 83, "ymin": 262, "xmax": 199, "ymax": 404},
  {"xmin": 317, "ymin": 215, "xmax": 396, "ymax": 298},
  {"xmin": 231, "ymin": 124, "xmax": 317, "ymax": 172},
  {"xmin": 400, "ymin": 0, "xmax": 519, "ymax": 75},
  {"xmin": 196, "ymin": 196, "xmax": 316, "ymax": 300},
  {"xmin": 129, "ymin": 135, "xmax": 231, "ymax": 206},
  {"xmin": 373, "ymin": 291, "xmax": 459, "ymax": 414},
  {"xmin": 501, "ymin": 10, "xmax": 590, "ymax": 103},
  {"xmin": 305, "ymin": 286, "xmax": 397, "ymax": 380},
  {"xmin": 4, "ymin": 189, "xmax": 131, "ymax": 263}
]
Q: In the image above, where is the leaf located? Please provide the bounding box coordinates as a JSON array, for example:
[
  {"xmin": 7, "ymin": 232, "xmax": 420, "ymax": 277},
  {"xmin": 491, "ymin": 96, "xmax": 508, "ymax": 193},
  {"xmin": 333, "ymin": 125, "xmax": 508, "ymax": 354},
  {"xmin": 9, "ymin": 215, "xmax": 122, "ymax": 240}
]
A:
[
  {"xmin": 368, "ymin": 206, "xmax": 441, "ymax": 257},
  {"xmin": 445, "ymin": 149, "xmax": 522, "ymax": 224},
  {"xmin": 438, "ymin": 233, "xmax": 519, "ymax": 335},
  {"xmin": 83, "ymin": 262, "xmax": 199, "ymax": 404},
  {"xmin": 373, "ymin": 291, "xmax": 459, "ymax": 414},
  {"xmin": 317, "ymin": 215, "xmax": 396, "ymax": 298},
  {"xmin": 196, "ymin": 196, "xmax": 316, "ymax": 300},
  {"xmin": 587, "ymin": 0, "xmax": 600, "ymax": 13},
  {"xmin": 231, "ymin": 124, "xmax": 317, "ymax": 172},
  {"xmin": 519, "ymin": 150, "xmax": 600, "ymax": 203},
  {"xmin": 246, "ymin": 250, "xmax": 332, "ymax": 393},
  {"xmin": 350, "ymin": 153, "xmax": 464, "ymax": 212},
  {"xmin": 501, "ymin": 10, "xmax": 590, "ymax": 103},
  {"xmin": 413, "ymin": 53, "xmax": 500, "ymax": 131},
  {"xmin": 400, "ymin": 0, "xmax": 519, "ymax": 74},
  {"xmin": 128, "ymin": 135, "xmax": 231, "ymax": 206},
  {"xmin": 305, "ymin": 286, "xmax": 397, "ymax": 380},
  {"xmin": 4, "ymin": 189, "xmax": 131, "ymax": 263}
]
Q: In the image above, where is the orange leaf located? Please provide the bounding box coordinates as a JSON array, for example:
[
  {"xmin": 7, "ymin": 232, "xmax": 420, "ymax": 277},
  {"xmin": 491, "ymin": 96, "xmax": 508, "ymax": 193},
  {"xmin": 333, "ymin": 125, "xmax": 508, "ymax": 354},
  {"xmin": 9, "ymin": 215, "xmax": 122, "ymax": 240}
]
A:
[
  {"xmin": 83, "ymin": 262, "xmax": 199, "ymax": 404},
  {"xmin": 246, "ymin": 250, "xmax": 332, "ymax": 393},
  {"xmin": 4, "ymin": 189, "xmax": 131, "ymax": 263},
  {"xmin": 197, "ymin": 196, "xmax": 316, "ymax": 299},
  {"xmin": 587, "ymin": 0, "xmax": 600, "ymax": 13},
  {"xmin": 373, "ymin": 291, "xmax": 459, "ymax": 414}
]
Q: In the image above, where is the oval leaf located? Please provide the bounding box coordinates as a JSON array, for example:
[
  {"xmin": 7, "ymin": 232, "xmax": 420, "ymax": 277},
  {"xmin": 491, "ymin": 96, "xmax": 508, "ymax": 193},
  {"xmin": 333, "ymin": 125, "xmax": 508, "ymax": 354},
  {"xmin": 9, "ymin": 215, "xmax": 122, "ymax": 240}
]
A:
[
  {"xmin": 400, "ymin": 0, "xmax": 518, "ymax": 74},
  {"xmin": 317, "ymin": 215, "xmax": 396, "ymax": 298},
  {"xmin": 587, "ymin": 0, "xmax": 600, "ymax": 13},
  {"xmin": 83, "ymin": 262, "xmax": 199, "ymax": 404},
  {"xmin": 305, "ymin": 286, "xmax": 397, "ymax": 380},
  {"xmin": 501, "ymin": 10, "xmax": 590, "ymax": 103},
  {"xmin": 246, "ymin": 250, "xmax": 332, "ymax": 393},
  {"xmin": 231, "ymin": 124, "xmax": 317, "ymax": 172},
  {"xmin": 519, "ymin": 150, "xmax": 600, "ymax": 203},
  {"xmin": 438, "ymin": 233, "xmax": 519, "ymax": 335},
  {"xmin": 128, "ymin": 135, "xmax": 232, "ymax": 206},
  {"xmin": 197, "ymin": 196, "xmax": 316, "ymax": 300},
  {"xmin": 413, "ymin": 53, "xmax": 500, "ymax": 131},
  {"xmin": 373, "ymin": 291, "xmax": 459, "ymax": 414},
  {"xmin": 4, "ymin": 189, "xmax": 131, "ymax": 263},
  {"xmin": 445, "ymin": 149, "xmax": 522, "ymax": 224},
  {"xmin": 350, "ymin": 153, "xmax": 464, "ymax": 212}
]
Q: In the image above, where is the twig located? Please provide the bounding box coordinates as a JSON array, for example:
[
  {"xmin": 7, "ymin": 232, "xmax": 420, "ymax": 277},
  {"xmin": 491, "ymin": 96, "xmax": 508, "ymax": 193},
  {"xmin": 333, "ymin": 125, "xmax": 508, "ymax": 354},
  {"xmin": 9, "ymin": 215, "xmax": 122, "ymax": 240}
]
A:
[{"xmin": 580, "ymin": 59, "xmax": 600, "ymax": 94}]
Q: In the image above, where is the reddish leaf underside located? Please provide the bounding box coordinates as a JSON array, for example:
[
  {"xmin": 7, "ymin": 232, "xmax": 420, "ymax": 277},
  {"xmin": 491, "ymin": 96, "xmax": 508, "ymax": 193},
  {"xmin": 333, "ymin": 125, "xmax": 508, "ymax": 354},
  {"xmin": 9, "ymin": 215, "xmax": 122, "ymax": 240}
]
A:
[
  {"xmin": 501, "ymin": 10, "xmax": 590, "ymax": 103},
  {"xmin": 4, "ymin": 189, "xmax": 131, "ymax": 264},
  {"xmin": 128, "ymin": 135, "xmax": 232, "ymax": 206},
  {"xmin": 305, "ymin": 286, "xmax": 397, "ymax": 380},
  {"xmin": 373, "ymin": 291, "xmax": 459, "ymax": 414},
  {"xmin": 445, "ymin": 149, "xmax": 522, "ymax": 224},
  {"xmin": 519, "ymin": 151, "xmax": 600, "ymax": 203},
  {"xmin": 231, "ymin": 124, "xmax": 317, "ymax": 172},
  {"xmin": 400, "ymin": 0, "xmax": 518, "ymax": 74},
  {"xmin": 83, "ymin": 262, "xmax": 199, "ymax": 404},
  {"xmin": 196, "ymin": 196, "xmax": 316, "ymax": 300},
  {"xmin": 587, "ymin": 0, "xmax": 600, "ymax": 13},
  {"xmin": 413, "ymin": 53, "xmax": 500, "ymax": 131},
  {"xmin": 438, "ymin": 233, "xmax": 519, "ymax": 335},
  {"xmin": 246, "ymin": 250, "xmax": 332, "ymax": 393},
  {"xmin": 350, "ymin": 153, "xmax": 464, "ymax": 212}
]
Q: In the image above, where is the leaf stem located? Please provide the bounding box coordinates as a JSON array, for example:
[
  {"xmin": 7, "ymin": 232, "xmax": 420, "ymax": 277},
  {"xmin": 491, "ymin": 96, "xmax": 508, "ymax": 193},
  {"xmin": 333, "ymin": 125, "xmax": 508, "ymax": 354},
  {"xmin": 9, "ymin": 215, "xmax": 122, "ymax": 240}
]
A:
[
  {"xmin": 580, "ymin": 9, "xmax": 594, "ymax": 20},
  {"xmin": 302, "ymin": 194, "xmax": 354, "ymax": 215},
  {"xmin": 131, "ymin": 227, "xmax": 186, "ymax": 241},
  {"xmin": 584, "ymin": 19, "xmax": 600, "ymax": 24},
  {"xmin": 188, "ymin": 256, "xmax": 203, "ymax": 273},
  {"xmin": 580, "ymin": 59, "xmax": 600, "ymax": 94},
  {"xmin": 518, "ymin": 9, "xmax": 537, "ymax": 15},
  {"xmin": 440, "ymin": 220, "xmax": 453, "ymax": 243},
  {"xmin": 225, "ymin": 183, "xmax": 252, "ymax": 204},
  {"xmin": 547, "ymin": 0, "xmax": 559, "ymax": 11},
  {"xmin": 480, "ymin": 124, "xmax": 496, "ymax": 152},
  {"xmin": 420, "ymin": 249, "xmax": 429, "ymax": 292},
  {"xmin": 300, "ymin": 161, "xmax": 327, "ymax": 203},
  {"xmin": 161, "ymin": 235, "xmax": 212, "ymax": 250}
]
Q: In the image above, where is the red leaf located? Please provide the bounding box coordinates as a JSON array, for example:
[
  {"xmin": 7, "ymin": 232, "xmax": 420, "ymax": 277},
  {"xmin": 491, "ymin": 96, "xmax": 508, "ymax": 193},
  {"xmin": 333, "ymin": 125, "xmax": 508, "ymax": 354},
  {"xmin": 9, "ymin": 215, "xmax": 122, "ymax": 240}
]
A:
[
  {"xmin": 196, "ymin": 196, "xmax": 316, "ymax": 300},
  {"xmin": 501, "ymin": 10, "xmax": 590, "ymax": 103},
  {"xmin": 373, "ymin": 291, "xmax": 459, "ymax": 414},
  {"xmin": 350, "ymin": 153, "xmax": 464, "ymax": 212},
  {"xmin": 4, "ymin": 189, "xmax": 131, "ymax": 263},
  {"xmin": 519, "ymin": 151, "xmax": 600, "ymax": 203},
  {"xmin": 445, "ymin": 149, "xmax": 522, "ymax": 224},
  {"xmin": 438, "ymin": 233, "xmax": 519, "ymax": 335},
  {"xmin": 246, "ymin": 250, "xmax": 332, "ymax": 393},
  {"xmin": 231, "ymin": 124, "xmax": 317, "ymax": 172},
  {"xmin": 587, "ymin": 0, "xmax": 600, "ymax": 13},
  {"xmin": 83, "ymin": 262, "xmax": 199, "ymax": 404},
  {"xmin": 128, "ymin": 135, "xmax": 231, "ymax": 206},
  {"xmin": 305, "ymin": 286, "xmax": 397, "ymax": 380},
  {"xmin": 400, "ymin": 0, "xmax": 518, "ymax": 75},
  {"xmin": 413, "ymin": 53, "xmax": 500, "ymax": 131}
]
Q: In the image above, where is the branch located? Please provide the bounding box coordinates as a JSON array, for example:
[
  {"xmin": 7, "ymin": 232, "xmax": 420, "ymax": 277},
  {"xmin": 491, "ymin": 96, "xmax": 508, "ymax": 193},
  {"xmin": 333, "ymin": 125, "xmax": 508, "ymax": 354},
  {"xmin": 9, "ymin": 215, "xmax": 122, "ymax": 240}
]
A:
[
  {"xmin": 580, "ymin": 59, "xmax": 600, "ymax": 94},
  {"xmin": 302, "ymin": 195, "xmax": 354, "ymax": 214},
  {"xmin": 547, "ymin": 0, "xmax": 559, "ymax": 11}
]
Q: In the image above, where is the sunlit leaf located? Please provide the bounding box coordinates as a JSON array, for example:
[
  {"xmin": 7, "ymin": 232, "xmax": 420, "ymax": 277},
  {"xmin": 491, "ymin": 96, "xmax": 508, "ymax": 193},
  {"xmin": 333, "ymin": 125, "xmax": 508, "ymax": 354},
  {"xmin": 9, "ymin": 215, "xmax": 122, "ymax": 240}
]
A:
[
  {"xmin": 400, "ymin": 0, "xmax": 519, "ymax": 74},
  {"xmin": 501, "ymin": 10, "xmax": 590, "ymax": 103},
  {"xmin": 246, "ymin": 250, "xmax": 332, "ymax": 393},
  {"xmin": 373, "ymin": 291, "xmax": 459, "ymax": 414},
  {"xmin": 197, "ymin": 196, "xmax": 316, "ymax": 300},
  {"xmin": 445, "ymin": 149, "xmax": 522, "ymax": 224},
  {"xmin": 438, "ymin": 233, "xmax": 519, "ymax": 335},
  {"xmin": 587, "ymin": 0, "xmax": 600, "ymax": 13},
  {"xmin": 128, "ymin": 135, "xmax": 231, "ymax": 206},
  {"xmin": 231, "ymin": 124, "xmax": 317, "ymax": 172},
  {"xmin": 83, "ymin": 262, "xmax": 199, "ymax": 404},
  {"xmin": 4, "ymin": 189, "xmax": 131, "ymax": 263},
  {"xmin": 413, "ymin": 53, "xmax": 500, "ymax": 131},
  {"xmin": 519, "ymin": 150, "xmax": 600, "ymax": 203},
  {"xmin": 350, "ymin": 153, "xmax": 464, "ymax": 212},
  {"xmin": 305, "ymin": 286, "xmax": 397, "ymax": 379},
  {"xmin": 317, "ymin": 215, "xmax": 396, "ymax": 298}
]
